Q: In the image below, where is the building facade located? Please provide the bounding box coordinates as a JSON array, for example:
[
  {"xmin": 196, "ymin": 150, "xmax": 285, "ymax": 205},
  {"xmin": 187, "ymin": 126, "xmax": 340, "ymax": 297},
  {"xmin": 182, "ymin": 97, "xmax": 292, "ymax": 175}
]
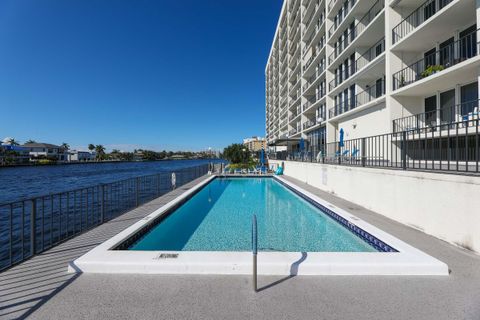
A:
[
  {"xmin": 243, "ymin": 137, "xmax": 267, "ymax": 152},
  {"xmin": 266, "ymin": 0, "xmax": 480, "ymax": 162},
  {"xmin": 0, "ymin": 145, "xmax": 30, "ymax": 165},
  {"xmin": 23, "ymin": 143, "xmax": 68, "ymax": 161},
  {"xmin": 67, "ymin": 150, "xmax": 96, "ymax": 162}
]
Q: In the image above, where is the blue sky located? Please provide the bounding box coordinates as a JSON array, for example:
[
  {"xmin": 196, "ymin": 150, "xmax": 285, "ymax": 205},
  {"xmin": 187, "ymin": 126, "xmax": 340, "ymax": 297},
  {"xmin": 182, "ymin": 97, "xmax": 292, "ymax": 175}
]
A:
[{"xmin": 0, "ymin": 0, "xmax": 282, "ymax": 152}]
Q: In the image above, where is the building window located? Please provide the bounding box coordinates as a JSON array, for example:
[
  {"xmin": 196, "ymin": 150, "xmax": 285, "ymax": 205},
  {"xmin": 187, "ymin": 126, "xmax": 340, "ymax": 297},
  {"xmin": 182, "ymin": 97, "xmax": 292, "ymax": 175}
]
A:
[{"xmin": 460, "ymin": 82, "xmax": 478, "ymax": 115}]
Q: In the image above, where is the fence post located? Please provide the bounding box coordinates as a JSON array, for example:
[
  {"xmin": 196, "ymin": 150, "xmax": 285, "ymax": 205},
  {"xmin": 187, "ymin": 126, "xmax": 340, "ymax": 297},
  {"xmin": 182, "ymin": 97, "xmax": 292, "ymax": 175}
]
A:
[
  {"xmin": 101, "ymin": 185, "xmax": 105, "ymax": 223},
  {"xmin": 157, "ymin": 174, "xmax": 161, "ymax": 196},
  {"xmin": 30, "ymin": 199, "xmax": 36, "ymax": 256},
  {"xmin": 361, "ymin": 138, "xmax": 366, "ymax": 167},
  {"xmin": 252, "ymin": 214, "xmax": 258, "ymax": 292},
  {"xmin": 402, "ymin": 131, "xmax": 407, "ymax": 170},
  {"xmin": 338, "ymin": 145, "xmax": 341, "ymax": 165},
  {"xmin": 136, "ymin": 177, "xmax": 140, "ymax": 207}
]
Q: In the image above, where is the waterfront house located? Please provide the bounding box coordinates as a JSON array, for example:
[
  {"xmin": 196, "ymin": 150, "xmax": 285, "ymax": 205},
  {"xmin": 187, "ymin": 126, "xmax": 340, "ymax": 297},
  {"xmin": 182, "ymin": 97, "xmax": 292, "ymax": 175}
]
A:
[
  {"xmin": 67, "ymin": 150, "xmax": 96, "ymax": 162},
  {"xmin": 23, "ymin": 142, "xmax": 68, "ymax": 162}
]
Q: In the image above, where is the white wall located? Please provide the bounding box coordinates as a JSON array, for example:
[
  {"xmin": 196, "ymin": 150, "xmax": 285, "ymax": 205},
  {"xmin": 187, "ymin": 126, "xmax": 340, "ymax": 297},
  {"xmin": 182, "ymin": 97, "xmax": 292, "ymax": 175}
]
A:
[
  {"xmin": 271, "ymin": 160, "xmax": 480, "ymax": 254},
  {"xmin": 334, "ymin": 102, "xmax": 389, "ymax": 140}
]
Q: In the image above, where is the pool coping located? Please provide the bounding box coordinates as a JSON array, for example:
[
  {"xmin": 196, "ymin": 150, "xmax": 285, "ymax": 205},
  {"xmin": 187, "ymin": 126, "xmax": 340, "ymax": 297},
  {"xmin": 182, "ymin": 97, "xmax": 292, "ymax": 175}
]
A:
[{"xmin": 68, "ymin": 175, "xmax": 449, "ymax": 276}]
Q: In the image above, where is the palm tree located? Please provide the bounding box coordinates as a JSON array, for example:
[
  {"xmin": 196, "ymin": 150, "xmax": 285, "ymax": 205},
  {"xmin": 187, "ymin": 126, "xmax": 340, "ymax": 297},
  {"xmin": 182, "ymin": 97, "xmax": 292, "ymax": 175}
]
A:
[
  {"xmin": 6, "ymin": 138, "xmax": 19, "ymax": 146},
  {"xmin": 25, "ymin": 139, "xmax": 36, "ymax": 144},
  {"xmin": 61, "ymin": 142, "xmax": 70, "ymax": 150},
  {"xmin": 95, "ymin": 145, "xmax": 106, "ymax": 161},
  {"xmin": 88, "ymin": 144, "xmax": 95, "ymax": 152}
]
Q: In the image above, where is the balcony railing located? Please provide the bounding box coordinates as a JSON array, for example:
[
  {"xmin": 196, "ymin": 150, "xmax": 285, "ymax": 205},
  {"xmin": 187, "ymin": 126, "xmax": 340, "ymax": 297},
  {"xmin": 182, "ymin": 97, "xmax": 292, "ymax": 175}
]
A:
[
  {"xmin": 392, "ymin": 99, "xmax": 480, "ymax": 133},
  {"xmin": 329, "ymin": 38, "xmax": 385, "ymax": 91},
  {"xmin": 328, "ymin": 0, "xmax": 356, "ymax": 38},
  {"xmin": 303, "ymin": 0, "xmax": 321, "ymax": 33},
  {"xmin": 329, "ymin": 79, "xmax": 385, "ymax": 118},
  {"xmin": 392, "ymin": 28, "xmax": 479, "ymax": 90},
  {"xmin": 303, "ymin": 36, "xmax": 326, "ymax": 72},
  {"xmin": 328, "ymin": 0, "xmax": 384, "ymax": 65},
  {"xmin": 303, "ymin": 95, "xmax": 318, "ymax": 111},
  {"xmin": 304, "ymin": 13, "xmax": 325, "ymax": 45},
  {"xmin": 303, "ymin": 114, "xmax": 325, "ymax": 130},
  {"xmin": 303, "ymin": 62, "xmax": 326, "ymax": 92},
  {"xmin": 327, "ymin": 0, "xmax": 338, "ymax": 13},
  {"xmin": 392, "ymin": 0, "xmax": 453, "ymax": 44}
]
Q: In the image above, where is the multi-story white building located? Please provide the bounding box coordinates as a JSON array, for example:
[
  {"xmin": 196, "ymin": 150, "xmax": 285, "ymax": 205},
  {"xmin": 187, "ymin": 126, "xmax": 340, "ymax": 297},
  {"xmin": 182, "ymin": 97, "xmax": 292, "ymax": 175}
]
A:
[
  {"xmin": 266, "ymin": 0, "xmax": 480, "ymax": 165},
  {"xmin": 243, "ymin": 136, "xmax": 267, "ymax": 152}
]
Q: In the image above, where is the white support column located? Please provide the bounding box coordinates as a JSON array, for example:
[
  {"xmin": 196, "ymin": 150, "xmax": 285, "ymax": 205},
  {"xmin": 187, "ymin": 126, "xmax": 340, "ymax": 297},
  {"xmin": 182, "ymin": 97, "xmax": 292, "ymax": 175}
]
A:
[
  {"xmin": 436, "ymin": 91, "xmax": 441, "ymax": 126},
  {"xmin": 455, "ymin": 84, "xmax": 461, "ymax": 123},
  {"xmin": 477, "ymin": 67, "xmax": 480, "ymax": 114},
  {"xmin": 454, "ymin": 30, "xmax": 459, "ymax": 61},
  {"xmin": 477, "ymin": 0, "xmax": 480, "ymax": 54}
]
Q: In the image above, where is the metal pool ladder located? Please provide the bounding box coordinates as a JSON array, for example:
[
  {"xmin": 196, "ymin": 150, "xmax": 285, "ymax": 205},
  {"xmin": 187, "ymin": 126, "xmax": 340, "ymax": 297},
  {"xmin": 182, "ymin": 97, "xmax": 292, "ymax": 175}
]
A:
[{"xmin": 252, "ymin": 214, "xmax": 258, "ymax": 292}]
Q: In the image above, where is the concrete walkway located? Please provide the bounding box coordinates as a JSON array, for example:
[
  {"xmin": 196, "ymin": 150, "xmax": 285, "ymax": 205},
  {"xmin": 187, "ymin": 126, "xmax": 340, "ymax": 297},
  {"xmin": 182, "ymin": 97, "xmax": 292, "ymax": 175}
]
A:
[{"xmin": 1, "ymin": 175, "xmax": 479, "ymax": 320}]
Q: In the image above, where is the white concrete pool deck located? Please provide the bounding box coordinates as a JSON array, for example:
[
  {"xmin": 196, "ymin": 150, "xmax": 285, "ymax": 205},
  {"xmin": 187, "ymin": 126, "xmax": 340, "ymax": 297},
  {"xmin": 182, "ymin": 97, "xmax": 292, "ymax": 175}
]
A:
[
  {"xmin": 68, "ymin": 175, "xmax": 448, "ymax": 276},
  {"xmin": 1, "ymin": 175, "xmax": 479, "ymax": 320}
]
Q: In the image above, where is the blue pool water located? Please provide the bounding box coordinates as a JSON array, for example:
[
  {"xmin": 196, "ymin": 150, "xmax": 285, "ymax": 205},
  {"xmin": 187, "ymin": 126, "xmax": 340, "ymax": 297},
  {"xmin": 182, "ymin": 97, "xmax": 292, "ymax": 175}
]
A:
[{"xmin": 128, "ymin": 178, "xmax": 378, "ymax": 252}]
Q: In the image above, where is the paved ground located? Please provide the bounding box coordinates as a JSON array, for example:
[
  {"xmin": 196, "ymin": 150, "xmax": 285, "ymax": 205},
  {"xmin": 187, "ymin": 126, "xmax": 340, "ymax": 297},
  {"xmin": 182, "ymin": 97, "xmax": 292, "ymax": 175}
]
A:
[{"xmin": 1, "ymin": 175, "xmax": 479, "ymax": 320}]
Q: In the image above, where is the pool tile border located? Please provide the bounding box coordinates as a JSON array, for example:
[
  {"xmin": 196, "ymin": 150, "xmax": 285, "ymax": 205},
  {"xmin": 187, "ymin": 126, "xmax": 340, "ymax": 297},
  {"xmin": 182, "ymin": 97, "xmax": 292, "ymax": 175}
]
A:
[{"xmin": 275, "ymin": 178, "xmax": 398, "ymax": 253}]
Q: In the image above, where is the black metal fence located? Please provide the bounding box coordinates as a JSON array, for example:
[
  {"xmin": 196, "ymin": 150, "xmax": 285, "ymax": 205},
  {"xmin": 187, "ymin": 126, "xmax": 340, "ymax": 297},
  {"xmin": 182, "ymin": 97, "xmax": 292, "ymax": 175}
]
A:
[
  {"xmin": 270, "ymin": 119, "xmax": 480, "ymax": 174},
  {"xmin": 0, "ymin": 164, "xmax": 209, "ymax": 272}
]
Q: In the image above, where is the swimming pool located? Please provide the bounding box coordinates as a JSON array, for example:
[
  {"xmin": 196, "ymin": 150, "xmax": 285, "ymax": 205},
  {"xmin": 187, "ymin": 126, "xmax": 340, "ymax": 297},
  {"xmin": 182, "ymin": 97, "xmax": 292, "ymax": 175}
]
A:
[
  {"xmin": 124, "ymin": 177, "xmax": 385, "ymax": 252},
  {"xmin": 70, "ymin": 175, "xmax": 448, "ymax": 275}
]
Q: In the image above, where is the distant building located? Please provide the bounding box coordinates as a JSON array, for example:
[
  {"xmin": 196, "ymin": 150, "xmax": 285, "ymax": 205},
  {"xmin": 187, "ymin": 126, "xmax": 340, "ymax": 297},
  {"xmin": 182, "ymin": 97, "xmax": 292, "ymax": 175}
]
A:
[
  {"xmin": 133, "ymin": 150, "xmax": 144, "ymax": 161},
  {"xmin": 23, "ymin": 143, "xmax": 68, "ymax": 162},
  {"xmin": 68, "ymin": 150, "xmax": 95, "ymax": 162},
  {"xmin": 0, "ymin": 145, "xmax": 30, "ymax": 165},
  {"xmin": 243, "ymin": 137, "xmax": 267, "ymax": 152}
]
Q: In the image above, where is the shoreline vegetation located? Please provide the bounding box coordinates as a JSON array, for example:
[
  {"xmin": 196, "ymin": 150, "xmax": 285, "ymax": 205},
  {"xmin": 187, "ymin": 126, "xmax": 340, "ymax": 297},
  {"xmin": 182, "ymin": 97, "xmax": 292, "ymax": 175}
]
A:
[
  {"xmin": 1, "ymin": 138, "xmax": 221, "ymax": 167},
  {"xmin": 222, "ymin": 143, "xmax": 264, "ymax": 170}
]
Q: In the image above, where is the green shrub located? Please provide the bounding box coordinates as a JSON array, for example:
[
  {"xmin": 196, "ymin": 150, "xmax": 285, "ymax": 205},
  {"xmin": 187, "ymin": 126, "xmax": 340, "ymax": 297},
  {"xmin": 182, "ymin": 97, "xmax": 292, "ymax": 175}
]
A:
[{"xmin": 421, "ymin": 65, "xmax": 444, "ymax": 78}]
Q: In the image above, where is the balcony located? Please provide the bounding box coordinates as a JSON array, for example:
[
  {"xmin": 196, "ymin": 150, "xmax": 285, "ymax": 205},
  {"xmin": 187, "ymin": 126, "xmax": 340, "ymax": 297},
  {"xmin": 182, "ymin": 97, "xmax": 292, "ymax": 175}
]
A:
[
  {"xmin": 289, "ymin": 128, "xmax": 298, "ymax": 136},
  {"xmin": 303, "ymin": 87, "xmax": 326, "ymax": 111},
  {"xmin": 327, "ymin": 0, "xmax": 340, "ymax": 14},
  {"xmin": 328, "ymin": 0, "xmax": 355, "ymax": 38},
  {"xmin": 392, "ymin": 99, "xmax": 480, "ymax": 133},
  {"xmin": 303, "ymin": 62, "xmax": 326, "ymax": 92},
  {"xmin": 392, "ymin": 28, "xmax": 479, "ymax": 91},
  {"xmin": 303, "ymin": 0, "xmax": 320, "ymax": 31},
  {"xmin": 303, "ymin": 13, "xmax": 325, "ymax": 44},
  {"xmin": 392, "ymin": 0, "xmax": 453, "ymax": 44},
  {"xmin": 303, "ymin": 115, "xmax": 326, "ymax": 130},
  {"xmin": 328, "ymin": 0, "xmax": 384, "ymax": 65},
  {"xmin": 303, "ymin": 37, "xmax": 326, "ymax": 72},
  {"xmin": 329, "ymin": 38, "xmax": 385, "ymax": 91},
  {"xmin": 329, "ymin": 79, "xmax": 385, "ymax": 118},
  {"xmin": 303, "ymin": 95, "xmax": 318, "ymax": 111}
]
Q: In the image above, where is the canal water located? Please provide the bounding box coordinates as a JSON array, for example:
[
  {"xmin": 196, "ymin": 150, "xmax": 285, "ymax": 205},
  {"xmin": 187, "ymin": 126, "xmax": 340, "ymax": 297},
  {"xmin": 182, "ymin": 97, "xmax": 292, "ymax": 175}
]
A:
[{"xmin": 0, "ymin": 159, "xmax": 223, "ymax": 204}]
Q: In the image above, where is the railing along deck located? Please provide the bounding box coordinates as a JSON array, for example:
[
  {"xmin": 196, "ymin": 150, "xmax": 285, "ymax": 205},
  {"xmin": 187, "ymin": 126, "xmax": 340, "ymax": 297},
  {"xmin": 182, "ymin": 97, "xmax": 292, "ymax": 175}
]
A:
[
  {"xmin": 0, "ymin": 164, "xmax": 209, "ymax": 272},
  {"xmin": 269, "ymin": 119, "xmax": 480, "ymax": 174}
]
